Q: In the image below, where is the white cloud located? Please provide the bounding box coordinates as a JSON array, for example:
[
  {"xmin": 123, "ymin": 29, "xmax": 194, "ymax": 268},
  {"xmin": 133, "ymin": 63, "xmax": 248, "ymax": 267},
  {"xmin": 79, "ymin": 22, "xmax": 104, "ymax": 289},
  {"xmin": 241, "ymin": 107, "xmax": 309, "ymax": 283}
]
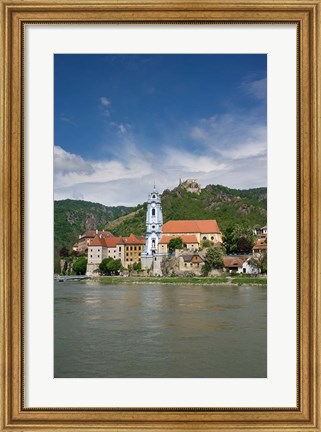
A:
[
  {"xmin": 110, "ymin": 121, "xmax": 130, "ymax": 134},
  {"xmin": 190, "ymin": 126, "xmax": 208, "ymax": 141},
  {"xmin": 99, "ymin": 96, "xmax": 111, "ymax": 117},
  {"xmin": 100, "ymin": 97, "xmax": 110, "ymax": 107},
  {"xmin": 54, "ymin": 109, "xmax": 267, "ymax": 206},
  {"xmin": 241, "ymin": 77, "xmax": 267, "ymax": 101},
  {"xmin": 54, "ymin": 146, "xmax": 94, "ymax": 176}
]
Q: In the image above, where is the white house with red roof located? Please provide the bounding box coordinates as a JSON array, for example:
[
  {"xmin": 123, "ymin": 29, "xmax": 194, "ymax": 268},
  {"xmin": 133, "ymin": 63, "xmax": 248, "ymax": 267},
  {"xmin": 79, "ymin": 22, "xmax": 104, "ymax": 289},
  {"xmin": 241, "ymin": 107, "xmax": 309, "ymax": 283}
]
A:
[{"xmin": 73, "ymin": 229, "xmax": 113, "ymax": 252}]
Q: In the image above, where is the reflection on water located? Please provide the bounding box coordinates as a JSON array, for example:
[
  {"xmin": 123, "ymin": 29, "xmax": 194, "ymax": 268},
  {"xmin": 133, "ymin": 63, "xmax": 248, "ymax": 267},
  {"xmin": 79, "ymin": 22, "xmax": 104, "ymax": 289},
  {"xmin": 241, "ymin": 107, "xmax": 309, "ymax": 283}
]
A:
[{"xmin": 54, "ymin": 281, "xmax": 267, "ymax": 378}]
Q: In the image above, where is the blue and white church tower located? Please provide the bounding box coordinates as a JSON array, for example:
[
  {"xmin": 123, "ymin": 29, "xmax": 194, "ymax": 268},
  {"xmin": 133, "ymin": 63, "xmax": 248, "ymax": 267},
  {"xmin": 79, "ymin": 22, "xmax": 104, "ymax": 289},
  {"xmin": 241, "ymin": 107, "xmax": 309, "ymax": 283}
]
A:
[{"xmin": 141, "ymin": 184, "xmax": 163, "ymax": 274}]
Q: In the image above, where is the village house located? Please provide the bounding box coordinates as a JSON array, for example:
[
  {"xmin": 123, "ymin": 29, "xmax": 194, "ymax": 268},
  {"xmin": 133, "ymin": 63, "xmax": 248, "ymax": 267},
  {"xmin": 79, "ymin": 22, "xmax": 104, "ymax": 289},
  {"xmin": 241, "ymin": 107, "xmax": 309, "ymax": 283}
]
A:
[
  {"xmin": 122, "ymin": 233, "xmax": 145, "ymax": 266},
  {"xmin": 179, "ymin": 253, "xmax": 204, "ymax": 274},
  {"xmin": 73, "ymin": 229, "xmax": 113, "ymax": 252},
  {"xmin": 86, "ymin": 233, "xmax": 145, "ymax": 275},
  {"xmin": 242, "ymin": 257, "xmax": 260, "ymax": 275},
  {"xmin": 223, "ymin": 256, "xmax": 245, "ymax": 273},
  {"xmin": 253, "ymin": 243, "xmax": 267, "ymax": 255}
]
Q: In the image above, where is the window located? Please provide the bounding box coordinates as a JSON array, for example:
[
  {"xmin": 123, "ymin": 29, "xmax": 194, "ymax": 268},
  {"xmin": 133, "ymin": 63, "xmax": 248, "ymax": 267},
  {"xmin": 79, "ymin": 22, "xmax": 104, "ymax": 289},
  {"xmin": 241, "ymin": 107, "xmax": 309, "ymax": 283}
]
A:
[
  {"xmin": 139, "ymin": 253, "xmax": 141, "ymax": 256},
  {"xmin": 98, "ymin": 255, "xmax": 100, "ymax": 258},
  {"xmin": 126, "ymin": 252, "xmax": 128, "ymax": 257},
  {"xmin": 98, "ymin": 249, "xmax": 100, "ymax": 252},
  {"xmin": 134, "ymin": 246, "xmax": 137, "ymax": 251},
  {"xmin": 152, "ymin": 208, "xmax": 155, "ymax": 216},
  {"xmin": 203, "ymin": 236, "xmax": 207, "ymax": 240},
  {"xmin": 184, "ymin": 263, "xmax": 187, "ymax": 267},
  {"xmin": 211, "ymin": 236, "xmax": 214, "ymax": 240},
  {"xmin": 90, "ymin": 255, "xmax": 92, "ymax": 258},
  {"xmin": 90, "ymin": 249, "xmax": 93, "ymax": 252},
  {"xmin": 119, "ymin": 246, "xmax": 121, "ymax": 251},
  {"xmin": 130, "ymin": 246, "xmax": 132, "ymax": 251},
  {"xmin": 152, "ymin": 194, "xmax": 156, "ymax": 198}
]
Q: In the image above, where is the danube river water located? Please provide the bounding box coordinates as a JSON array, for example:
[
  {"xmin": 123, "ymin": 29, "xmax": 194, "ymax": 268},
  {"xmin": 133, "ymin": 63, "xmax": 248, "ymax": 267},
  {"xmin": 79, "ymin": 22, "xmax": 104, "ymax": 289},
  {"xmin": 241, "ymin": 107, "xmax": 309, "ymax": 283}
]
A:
[{"xmin": 54, "ymin": 281, "xmax": 267, "ymax": 378}]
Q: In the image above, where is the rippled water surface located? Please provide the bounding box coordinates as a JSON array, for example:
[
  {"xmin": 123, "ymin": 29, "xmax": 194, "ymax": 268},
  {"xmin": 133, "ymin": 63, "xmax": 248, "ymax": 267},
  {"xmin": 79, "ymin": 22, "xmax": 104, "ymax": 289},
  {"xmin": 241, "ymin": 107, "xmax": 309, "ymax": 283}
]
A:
[{"xmin": 54, "ymin": 281, "xmax": 266, "ymax": 378}]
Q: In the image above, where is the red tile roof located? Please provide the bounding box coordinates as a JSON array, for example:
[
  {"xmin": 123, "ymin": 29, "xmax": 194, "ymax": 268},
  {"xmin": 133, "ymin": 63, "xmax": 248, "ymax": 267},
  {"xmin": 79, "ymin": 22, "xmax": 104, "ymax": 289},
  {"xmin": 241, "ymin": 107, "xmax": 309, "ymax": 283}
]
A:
[
  {"xmin": 122, "ymin": 233, "xmax": 146, "ymax": 245},
  {"xmin": 104, "ymin": 237, "xmax": 124, "ymax": 248},
  {"xmin": 89, "ymin": 234, "xmax": 146, "ymax": 248},
  {"xmin": 223, "ymin": 257, "xmax": 245, "ymax": 268},
  {"xmin": 80, "ymin": 230, "xmax": 113, "ymax": 239},
  {"xmin": 159, "ymin": 235, "xmax": 199, "ymax": 245},
  {"xmin": 162, "ymin": 220, "xmax": 221, "ymax": 234},
  {"xmin": 253, "ymin": 244, "xmax": 267, "ymax": 250},
  {"xmin": 89, "ymin": 235, "xmax": 105, "ymax": 247},
  {"xmin": 257, "ymin": 238, "xmax": 267, "ymax": 245}
]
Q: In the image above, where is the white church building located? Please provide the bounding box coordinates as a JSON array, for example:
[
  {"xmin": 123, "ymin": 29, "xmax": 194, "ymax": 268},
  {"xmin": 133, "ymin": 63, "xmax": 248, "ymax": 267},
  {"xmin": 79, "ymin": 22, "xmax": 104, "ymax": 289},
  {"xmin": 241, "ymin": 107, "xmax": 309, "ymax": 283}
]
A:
[{"xmin": 141, "ymin": 185, "xmax": 164, "ymax": 275}]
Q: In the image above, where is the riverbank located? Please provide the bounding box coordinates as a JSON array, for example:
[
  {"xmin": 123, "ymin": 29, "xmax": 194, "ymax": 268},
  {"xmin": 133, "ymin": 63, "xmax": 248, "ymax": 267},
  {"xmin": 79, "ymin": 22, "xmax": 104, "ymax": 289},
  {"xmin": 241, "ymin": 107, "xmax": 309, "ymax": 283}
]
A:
[{"xmin": 99, "ymin": 275, "xmax": 267, "ymax": 286}]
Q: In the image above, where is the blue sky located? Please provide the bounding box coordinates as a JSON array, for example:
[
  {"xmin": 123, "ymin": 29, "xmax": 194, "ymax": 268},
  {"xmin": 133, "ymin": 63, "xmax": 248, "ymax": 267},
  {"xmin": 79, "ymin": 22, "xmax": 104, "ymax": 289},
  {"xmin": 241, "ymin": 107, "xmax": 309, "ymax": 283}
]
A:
[{"xmin": 54, "ymin": 54, "xmax": 267, "ymax": 206}]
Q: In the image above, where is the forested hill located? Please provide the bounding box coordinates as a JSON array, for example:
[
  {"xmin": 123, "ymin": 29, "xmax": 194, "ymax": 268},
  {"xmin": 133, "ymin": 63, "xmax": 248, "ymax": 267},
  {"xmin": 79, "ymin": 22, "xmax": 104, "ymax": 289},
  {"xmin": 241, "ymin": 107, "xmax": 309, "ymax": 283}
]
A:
[
  {"xmin": 54, "ymin": 199, "xmax": 134, "ymax": 258},
  {"xmin": 54, "ymin": 184, "xmax": 267, "ymax": 263},
  {"xmin": 105, "ymin": 184, "xmax": 267, "ymax": 237}
]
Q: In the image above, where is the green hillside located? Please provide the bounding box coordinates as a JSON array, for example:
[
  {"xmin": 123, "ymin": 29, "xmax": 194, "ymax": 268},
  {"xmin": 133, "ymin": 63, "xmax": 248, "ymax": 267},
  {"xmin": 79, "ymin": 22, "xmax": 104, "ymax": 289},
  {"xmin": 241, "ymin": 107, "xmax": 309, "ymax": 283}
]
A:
[
  {"xmin": 54, "ymin": 199, "xmax": 134, "ymax": 259},
  {"xmin": 106, "ymin": 184, "xmax": 267, "ymax": 236},
  {"xmin": 54, "ymin": 184, "xmax": 267, "ymax": 272}
]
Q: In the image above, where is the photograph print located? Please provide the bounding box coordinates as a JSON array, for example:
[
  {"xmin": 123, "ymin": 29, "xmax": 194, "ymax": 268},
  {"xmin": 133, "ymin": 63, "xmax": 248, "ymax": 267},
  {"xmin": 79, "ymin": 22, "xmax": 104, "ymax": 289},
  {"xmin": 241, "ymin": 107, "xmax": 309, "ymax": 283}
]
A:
[{"xmin": 54, "ymin": 54, "xmax": 267, "ymax": 378}]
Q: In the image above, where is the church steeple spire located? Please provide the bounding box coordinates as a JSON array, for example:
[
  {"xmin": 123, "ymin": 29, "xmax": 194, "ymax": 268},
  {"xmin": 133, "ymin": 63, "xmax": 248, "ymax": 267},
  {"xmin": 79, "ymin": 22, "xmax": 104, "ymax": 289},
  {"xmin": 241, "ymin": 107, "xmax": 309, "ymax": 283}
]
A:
[{"xmin": 141, "ymin": 186, "xmax": 163, "ymax": 257}]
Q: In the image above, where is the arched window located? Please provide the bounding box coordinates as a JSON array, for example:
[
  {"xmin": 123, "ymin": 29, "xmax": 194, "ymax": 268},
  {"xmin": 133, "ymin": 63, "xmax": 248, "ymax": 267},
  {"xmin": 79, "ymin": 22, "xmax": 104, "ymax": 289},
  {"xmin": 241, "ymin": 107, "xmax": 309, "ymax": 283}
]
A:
[
  {"xmin": 152, "ymin": 208, "xmax": 155, "ymax": 216},
  {"xmin": 152, "ymin": 194, "xmax": 156, "ymax": 198}
]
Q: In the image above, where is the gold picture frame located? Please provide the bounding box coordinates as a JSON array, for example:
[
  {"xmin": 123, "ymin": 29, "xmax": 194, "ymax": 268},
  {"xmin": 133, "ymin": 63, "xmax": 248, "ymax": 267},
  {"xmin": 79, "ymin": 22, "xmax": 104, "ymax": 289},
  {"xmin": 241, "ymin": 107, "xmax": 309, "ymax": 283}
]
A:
[{"xmin": 0, "ymin": 0, "xmax": 320, "ymax": 430}]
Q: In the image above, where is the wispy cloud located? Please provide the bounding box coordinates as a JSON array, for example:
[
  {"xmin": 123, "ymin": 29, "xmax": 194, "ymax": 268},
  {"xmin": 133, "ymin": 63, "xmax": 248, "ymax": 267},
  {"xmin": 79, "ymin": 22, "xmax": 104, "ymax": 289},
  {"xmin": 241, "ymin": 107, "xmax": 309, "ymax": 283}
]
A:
[
  {"xmin": 54, "ymin": 106, "xmax": 267, "ymax": 207},
  {"xmin": 110, "ymin": 121, "xmax": 131, "ymax": 135},
  {"xmin": 190, "ymin": 126, "xmax": 208, "ymax": 141},
  {"xmin": 99, "ymin": 96, "xmax": 111, "ymax": 117},
  {"xmin": 240, "ymin": 77, "xmax": 267, "ymax": 101},
  {"xmin": 59, "ymin": 113, "xmax": 75, "ymax": 124},
  {"xmin": 189, "ymin": 112, "xmax": 266, "ymax": 160}
]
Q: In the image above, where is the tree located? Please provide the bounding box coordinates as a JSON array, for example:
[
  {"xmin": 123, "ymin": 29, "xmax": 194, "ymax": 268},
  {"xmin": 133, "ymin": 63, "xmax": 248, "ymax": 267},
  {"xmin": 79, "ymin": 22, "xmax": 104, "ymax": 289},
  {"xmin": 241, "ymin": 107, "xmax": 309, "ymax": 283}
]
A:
[
  {"xmin": 62, "ymin": 260, "xmax": 68, "ymax": 275},
  {"xmin": 127, "ymin": 264, "xmax": 133, "ymax": 276},
  {"xmin": 108, "ymin": 258, "xmax": 122, "ymax": 275},
  {"xmin": 237, "ymin": 236, "xmax": 253, "ymax": 254},
  {"xmin": 168, "ymin": 237, "xmax": 184, "ymax": 253},
  {"xmin": 72, "ymin": 257, "xmax": 87, "ymax": 275},
  {"xmin": 59, "ymin": 246, "xmax": 69, "ymax": 258},
  {"xmin": 206, "ymin": 247, "xmax": 224, "ymax": 269},
  {"xmin": 223, "ymin": 224, "xmax": 255, "ymax": 254},
  {"xmin": 202, "ymin": 247, "xmax": 224, "ymax": 276},
  {"xmin": 99, "ymin": 258, "xmax": 123, "ymax": 275},
  {"xmin": 249, "ymin": 252, "xmax": 267, "ymax": 274},
  {"xmin": 133, "ymin": 262, "xmax": 142, "ymax": 273},
  {"xmin": 200, "ymin": 239, "xmax": 212, "ymax": 249}
]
